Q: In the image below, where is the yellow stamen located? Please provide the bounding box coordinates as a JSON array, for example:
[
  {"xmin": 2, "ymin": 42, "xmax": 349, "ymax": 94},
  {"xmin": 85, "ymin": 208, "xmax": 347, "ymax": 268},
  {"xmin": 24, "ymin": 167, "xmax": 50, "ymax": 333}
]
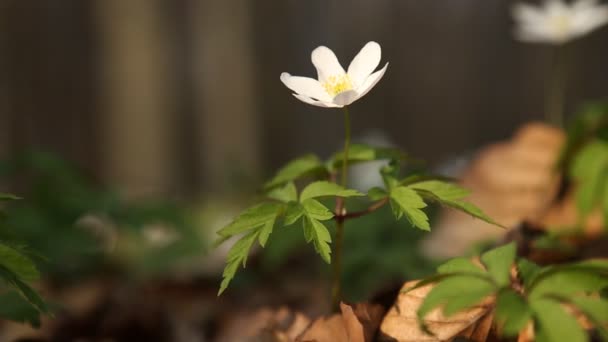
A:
[
  {"xmin": 322, "ymin": 74, "xmax": 353, "ymax": 97},
  {"xmin": 551, "ymin": 14, "xmax": 571, "ymax": 38}
]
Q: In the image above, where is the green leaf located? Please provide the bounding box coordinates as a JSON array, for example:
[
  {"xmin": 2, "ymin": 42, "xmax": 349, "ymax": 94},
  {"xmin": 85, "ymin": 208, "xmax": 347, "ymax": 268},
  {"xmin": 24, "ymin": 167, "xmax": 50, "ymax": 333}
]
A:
[
  {"xmin": 267, "ymin": 182, "xmax": 297, "ymax": 203},
  {"xmin": 302, "ymin": 216, "xmax": 331, "ymax": 263},
  {"xmin": 496, "ymin": 289, "xmax": 531, "ymax": 337},
  {"xmin": 329, "ymin": 144, "xmax": 407, "ymax": 170},
  {"xmin": 530, "ymin": 269, "xmax": 608, "ymax": 299},
  {"xmin": 284, "ymin": 202, "xmax": 305, "ymax": 225},
  {"xmin": 0, "ymin": 291, "xmax": 43, "ymax": 327},
  {"xmin": 568, "ymin": 296, "xmax": 608, "ymax": 340},
  {"xmin": 367, "ymin": 187, "xmax": 388, "ymax": 201},
  {"xmin": 0, "ymin": 243, "xmax": 40, "ymax": 282},
  {"xmin": 570, "ymin": 140, "xmax": 608, "ymax": 218},
  {"xmin": 417, "ymin": 275, "xmax": 494, "ymax": 319},
  {"xmin": 217, "ymin": 202, "xmax": 283, "ymax": 237},
  {"xmin": 517, "ymin": 259, "xmax": 542, "ymax": 288},
  {"xmin": 0, "ymin": 193, "xmax": 20, "ymax": 201},
  {"xmin": 218, "ymin": 230, "xmax": 258, "ymax": 295},
  {"xmin": 437, "ymin": 257, "xmax": 486, "ymax": 275},
  {"xmin": 530, "ymin": 298, "xmax": 587, "ymax": 342},
  {"xmin": 480, "ymin": 242, "xmax": 517, "ymax": 287},
  {"xmin": 389, "ymin": 186, "xmax": 429, "ymax": 230},
  {"xmin": 409, "ymin": 180, "xmax": 503, "ymax": 227},
  {"xmin": 258, "ymin": 216, "xmax": 276, "ymax": 248},
  {"xmin": 0, "ymin": 265, "xmax": 48, "ymax": 314},
  {"xmin": 264, "ymin": 154, "xmax": 327, "ymax": 189},
  {"xmin": 302, "ymin": 199, "xmax": 334, "ymax": 221},
  {"xmin": 299, "ymin": 181, "xmax": 363, "ymax": 202}
]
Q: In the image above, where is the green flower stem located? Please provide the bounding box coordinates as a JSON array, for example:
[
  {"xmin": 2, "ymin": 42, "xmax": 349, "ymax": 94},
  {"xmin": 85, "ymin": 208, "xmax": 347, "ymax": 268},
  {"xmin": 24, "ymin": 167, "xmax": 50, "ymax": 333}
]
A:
[
  {"xmin": 545, "ymin": 45, "xmax": 569, "ymax": 128},
  {"xmin": 331, "ymin": 106, "xmax": 351, "ymax": 311}
]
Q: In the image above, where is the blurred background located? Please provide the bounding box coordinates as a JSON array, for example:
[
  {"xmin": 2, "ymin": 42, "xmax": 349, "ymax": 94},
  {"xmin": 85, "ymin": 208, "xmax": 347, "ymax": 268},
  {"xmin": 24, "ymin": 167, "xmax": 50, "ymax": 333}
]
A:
[
  {"xmin": 1, "ymin": 0, "xmax": 607, "ymax": 198},
  {"xmin": 0, "ymin": 0, "xmax": 607, "ymax": 340}
]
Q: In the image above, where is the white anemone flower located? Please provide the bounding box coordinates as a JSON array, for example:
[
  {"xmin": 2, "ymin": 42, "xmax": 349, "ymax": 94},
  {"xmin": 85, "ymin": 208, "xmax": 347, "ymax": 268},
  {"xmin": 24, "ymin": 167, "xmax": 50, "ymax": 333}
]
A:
[
  {"xmin": 280, "ymin": 41, "xmax": 388, "ymax": 108},
  {"xmin": 512, "ymin": 0, "xmax": 608, "ymax": 44}
]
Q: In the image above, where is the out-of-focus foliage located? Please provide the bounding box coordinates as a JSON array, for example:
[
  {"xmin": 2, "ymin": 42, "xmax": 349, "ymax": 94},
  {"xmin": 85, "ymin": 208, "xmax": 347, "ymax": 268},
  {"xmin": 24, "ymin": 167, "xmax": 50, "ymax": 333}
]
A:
[
  {"xmin": 216, "ymin": 144, "xmax": 497, "ymax": 294},
  {"xmin": 0, "ymin": 151, "xmax": 205, "ymax": 279},
  {"xmin": 561, "ymin": 102, "xmax": 608, "ymax": 229},
  {"xmin": 411, "ymin": 243, "xmax": 608, "ymax": 341},
  {"xmin": 0, "ymin": 194, "xmax": 49, "ymax": 326}
]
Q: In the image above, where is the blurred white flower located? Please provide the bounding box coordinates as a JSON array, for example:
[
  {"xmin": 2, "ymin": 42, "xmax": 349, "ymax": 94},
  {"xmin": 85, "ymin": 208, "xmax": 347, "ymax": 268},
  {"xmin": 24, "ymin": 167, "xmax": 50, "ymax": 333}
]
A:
[
  {"xmin": 512, "ymin": 0, "xmax": 608, "ymax": 44},
  {"xmin": 281, "ymin": 41, "xmax": 388, "ymax": 108}
]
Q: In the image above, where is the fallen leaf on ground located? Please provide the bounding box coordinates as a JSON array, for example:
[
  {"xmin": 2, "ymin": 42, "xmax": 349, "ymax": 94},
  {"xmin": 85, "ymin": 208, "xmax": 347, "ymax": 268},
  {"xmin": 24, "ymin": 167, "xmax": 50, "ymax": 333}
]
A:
[
  {"xmin": 379, "ymin": 280, "xmax": 495, "ymax": 342},
  {"xmin": 297, "ymin": 302, "xmax": 384, "ymax": 342}
]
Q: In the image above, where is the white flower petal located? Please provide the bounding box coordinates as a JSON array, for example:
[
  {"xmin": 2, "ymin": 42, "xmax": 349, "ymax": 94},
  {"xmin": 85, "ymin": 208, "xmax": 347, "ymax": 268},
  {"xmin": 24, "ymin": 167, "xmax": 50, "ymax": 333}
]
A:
[
  {"xmin": 347, "ymin": 41, "xmax": 381, "ymax": 89},
  {"xmin": 333, "ymin": 90, "xmax": 360, "ymax": 106},
  {"xmin": 512, "ymin": 3, "xmax": 545, "ymax": 24},
  {"xmin": 311, "ymin": 46, "xmax": 346, "ymax": 83},
  {"xmin": 293, "ymin": 94, "xmax": 342, "ymax": 108},
  {"xmin": 355, "ymin": 62, "xmax": 388, "ymax": 99},
  {"xmin": 280, "ymin": 73, "xmax": 332, "ymax": 102}
]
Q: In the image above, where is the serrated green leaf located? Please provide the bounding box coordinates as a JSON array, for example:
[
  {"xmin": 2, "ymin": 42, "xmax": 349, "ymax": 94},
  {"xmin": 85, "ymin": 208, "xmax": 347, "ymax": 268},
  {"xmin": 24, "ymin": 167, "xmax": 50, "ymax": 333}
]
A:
[
  {"xmin": 389, "ymin": 186, "xmax": 429, "ymax": 230},
  {"xmin": 0, "ymin": 265, "xmax": 48, "ymax": 314},
  {"xmin": 496, "ymin": 289, "xmax": 531, "ymax": 337},
  {"xmin": 367, "ymin": 187, "xmax": 388, "ymax": 201},
  {"xmin": 264, "ymin": 154, "xmax": 327, "ymax": 189},
  {"xmin": 0, "ymin": 291, "xmax": 43, "ymax": 327},
  {"xmin": 437, "ymin": 257, "xmax": 486, "ymax": 275},
  {"xmin": 302, "ymin": 199, "xmax": 334, "ymax": 221},
  {"xmin": 570, "ymin": 141, "xmax": 608, "ymax": 218},
  {"xmin": 258, "ymin": 216, "xmax": 276, "ymax": 248},
  {"xmin": 0, "ymin": 244, "xmax": 40, "ymax": 282},
  {"xmin": 284, "ymin": 202, "xmax": 304, "ymax": 225},
  {"xmin": 329, "ymin": 144, "xmax": 407, "ymax": 170},
  {"xmin": 480, "ymin": 242, "xmax": 517, "ymax": 287},
  {"xmin": 530, "ymin": 269, "xmax": 608, "ymax": 299},
  {"xmin": 409, "ymin": 180, "xmax": 503, "ymax": 227},
  {"xmin": 267, "ymin": 182, "xmax": 297, "ymax": 203},
  {"xmin": 217, "ymin": 202, "xmax": 282, "ymax": 237},
  {"xmin": 517, "ymin": 259, "xmax": 542, "ymax": 288},
  {"xmin": 303, "ymin": 216, "xmax": 331, "ymax": 263},
  {"xmin": 0, "ymin": 193, "xmax": 20, "ymax": 201},
  {"xmin": 218, "ymin": 231, "xmax": 258, "ymax": 295},
  {"xmin": 530, "ymin": 298, "xmax": 587, "ymax": 342},
  {"xmin": 300, "ymin": 181, "xmax": 363, "ymax": 202},
  {"xmin": 568, "ymin": 296, "xmax": 608, "ymax": 340},
  {"xmin": 417, "ymin": 275, "xmax": 494, "ymax": 320}
]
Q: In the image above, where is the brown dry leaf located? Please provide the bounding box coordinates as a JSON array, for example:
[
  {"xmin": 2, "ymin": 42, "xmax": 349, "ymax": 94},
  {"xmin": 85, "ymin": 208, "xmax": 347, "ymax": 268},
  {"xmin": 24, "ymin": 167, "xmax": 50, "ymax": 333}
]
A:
[
  {"xmin": 296, "ymin": 302, "xmax": 384, "ymax": 342},
  {"xmin": 422, "ymin": 122, "xmax": 566, "ymax": 258},
  {"xmin": 379, "ymin": 280, "xmax": 495, "ymax": 342},
  {"xmin": 216, "ymin": 306, "xmax": 311, "ymax": 342}
]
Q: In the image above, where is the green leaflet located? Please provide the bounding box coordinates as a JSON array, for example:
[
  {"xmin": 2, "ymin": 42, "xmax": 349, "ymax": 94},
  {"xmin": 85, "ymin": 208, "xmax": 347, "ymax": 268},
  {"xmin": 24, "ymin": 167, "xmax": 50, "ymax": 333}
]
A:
[
  {"xmin": 216, "ymin": 202, "xmax": 283, "ymax": 237},
  {"xmin": 480, "ymin": 242, "xmax": 516, "ymax": 287},
  {"xmin": 267, "ymin": 182, "xmax": 298, "ymax": 203},
  {"xmin": 529, "ymin": 270, "xmax": 608, "ymax": 299},
  {"xmin": 300, "ymin": 181, "xmax": 363, "ymax": 202},
  {"xmin": 0, "ymin": 243, "xmax": 40, "ymax": 282},
  {"xmin": 264, "ymin": 154, "xmax": 327, "ymax": 189},
  {"xmin": 328, "ymin": 144, "xmax": 407, "ymax": 170},
  {"xmin": 495, "ymin": 289, "xmax": 531, "ymax": 337},
  {"xmin": 389, "ymin": 186, "xmax": 429, "ymax": 230},
  {"xmin": 567, "ymin": 296, "xmax": 608, "ymax": 340},
  {"xmin": 367, "ymin": 187, "xmax": 388, "ymax": 201},
  {"xmin": 417, "ymin": 274, "xmax": 494, "ymax": 320},
  {"xmin": 570, "ymin": 140, "xmax": 608, "ymax": 220},
  {"xmin": 301, "ymin": 199, "xmax": 334, "ymax": 221},
  {"xmin": 0, "ymin": 193, "xmax": 20, "ymax": 201},
  {"xmin": 0, "ymin": 265, "xmax": 48, "ymax": 315},
  {"xmin": 531, "ymin": 298, "xmax": 587, "ymax": 342},
  {"xmin": 437, "ymin": 257, "xmax": 486, "ymax": 275},
  {"xmin": 517, "ymin": 259, "xmax": 542, "ymax": 288},
  {"xmin": 0, "ymin": 291, "xmax": 44, "ymax": 327},
  {"xmin": 409, "ymin": 180, "xmax": 503, "ymax": 227},
  {"xmin": 217, "ymin": 202, "xmax": 283, "ymax": 295},
  {"xmin": 303, "ymin": 216, "xmax": 332, "ymax": 264}
]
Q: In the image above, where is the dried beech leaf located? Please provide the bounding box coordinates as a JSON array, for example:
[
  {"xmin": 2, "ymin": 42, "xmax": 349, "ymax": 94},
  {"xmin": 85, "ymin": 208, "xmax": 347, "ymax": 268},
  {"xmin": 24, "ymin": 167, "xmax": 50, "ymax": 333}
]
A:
[
  {"xmin": 380, "ymin": 280, "xmax": 494, "ymax": 342},
  {"xmin": 297, "ymin": 302, "xmax": 384, "ymax": 342}
]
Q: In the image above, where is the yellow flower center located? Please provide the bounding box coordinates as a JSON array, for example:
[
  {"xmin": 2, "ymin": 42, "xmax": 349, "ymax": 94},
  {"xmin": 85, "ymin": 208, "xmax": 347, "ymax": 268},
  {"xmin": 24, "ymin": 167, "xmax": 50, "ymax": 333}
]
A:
[
  {"xmin": 322, "ymin": 74, "xmax": 353, "ymax": 97},
  {"xmin": 551, "ymin": 14, "xmax": 571, "ymax": 38}
]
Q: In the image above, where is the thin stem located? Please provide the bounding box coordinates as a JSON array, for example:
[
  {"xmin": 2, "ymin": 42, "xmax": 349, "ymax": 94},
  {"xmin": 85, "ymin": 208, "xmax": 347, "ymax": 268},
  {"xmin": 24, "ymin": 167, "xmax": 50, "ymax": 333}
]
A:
[
  {"xmin": 331, "ymin": 106, "xmax": 351, "ymax": 311},
  {"xmin": 545, "ymin": 45, "xmax": 569, "ymax": 128},
  {"xmin": 341, "ymin": 198, "xmax": 389, "ymax": 220}
]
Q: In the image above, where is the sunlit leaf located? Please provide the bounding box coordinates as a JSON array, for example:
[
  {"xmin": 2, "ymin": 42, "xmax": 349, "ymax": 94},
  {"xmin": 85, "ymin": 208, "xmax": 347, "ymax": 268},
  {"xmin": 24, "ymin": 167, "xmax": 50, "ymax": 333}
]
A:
[
  {"xmin": 530, "ymin": 298, "xmax": 587, "ymax": 342},
  {"xmin": 264, "ymin": 154, "xmax": 327, "ymax": 189},
  {"xmin": 267, "ymin": 182, "xmax": 297, "ymax": 203},
  {"xmin": 300, "ymin": 181, "xmax": 363, "ymax": 202},
  {"xmin": 496, "ymin": 289, "xmax": 531, "ymax": 337},
  {"xmin": 303, "ymin": 216, "xmax": 331, "ymax": 264},
  {"xmin": 480, "ymin": 242, "xmax": 516, "ymax": 286},
  {"xmin": 389, "ymin": 186, "xmax": 429, "ymax": 230}
]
